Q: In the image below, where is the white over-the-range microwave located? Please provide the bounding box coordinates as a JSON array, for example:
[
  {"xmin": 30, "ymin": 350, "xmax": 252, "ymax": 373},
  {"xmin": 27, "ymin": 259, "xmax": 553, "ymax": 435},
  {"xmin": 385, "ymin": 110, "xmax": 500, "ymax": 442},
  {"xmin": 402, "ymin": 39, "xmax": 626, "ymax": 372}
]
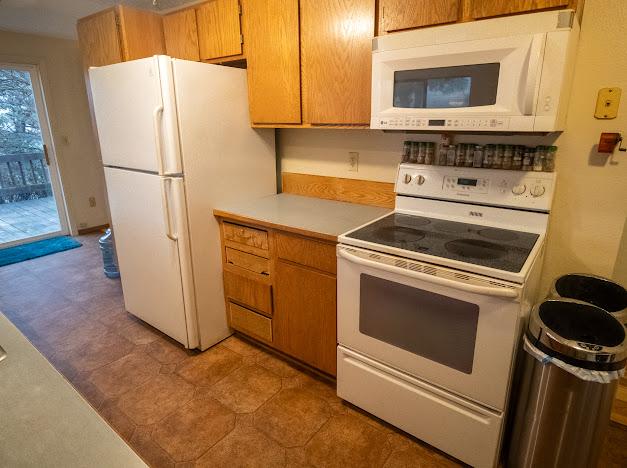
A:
[{"xmin": 371, "ymin": 10, "xmax": 580, "ymax": 133}]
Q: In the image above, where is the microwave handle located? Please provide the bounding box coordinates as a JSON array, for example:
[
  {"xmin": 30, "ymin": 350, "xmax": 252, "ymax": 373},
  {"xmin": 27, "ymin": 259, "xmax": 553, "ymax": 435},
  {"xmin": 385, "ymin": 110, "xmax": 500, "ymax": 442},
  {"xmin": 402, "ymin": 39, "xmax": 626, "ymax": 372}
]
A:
[
  {"xmin": 338, "ymin": 248, "xmax": 518, "ymax": 299},
  {"xmin": 522, "ymin": 34, "xmax": 546, "ymax": 115}
]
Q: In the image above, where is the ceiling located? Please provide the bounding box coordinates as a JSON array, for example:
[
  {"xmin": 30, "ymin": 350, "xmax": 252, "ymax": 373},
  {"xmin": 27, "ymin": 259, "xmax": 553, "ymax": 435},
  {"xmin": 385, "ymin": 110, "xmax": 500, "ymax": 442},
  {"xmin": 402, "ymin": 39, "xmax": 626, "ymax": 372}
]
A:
[{"xmin": 0, "ymin": 0, "xmax": 199, "ymax": 40}]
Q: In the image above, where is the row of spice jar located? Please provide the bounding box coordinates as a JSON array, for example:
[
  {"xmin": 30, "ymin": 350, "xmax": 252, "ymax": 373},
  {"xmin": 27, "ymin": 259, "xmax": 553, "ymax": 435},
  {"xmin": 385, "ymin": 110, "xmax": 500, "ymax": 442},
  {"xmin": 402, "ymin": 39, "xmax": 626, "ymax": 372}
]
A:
[{"xmin": 401, "ymin": 141, "xmax": 557, "ymax": 172}]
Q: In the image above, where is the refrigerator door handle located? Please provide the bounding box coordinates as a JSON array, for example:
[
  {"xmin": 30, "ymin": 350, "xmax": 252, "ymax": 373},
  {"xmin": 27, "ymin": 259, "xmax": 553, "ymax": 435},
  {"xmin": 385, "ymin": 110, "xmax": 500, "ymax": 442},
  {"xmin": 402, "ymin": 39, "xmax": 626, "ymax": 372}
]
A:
[
  {"xmin": 153, "ymin": 105, "xmax": 165, "ymax": 174},
  {"xmin": 161, "ymin": 178, "xmax": 177, "ymax": 241}
]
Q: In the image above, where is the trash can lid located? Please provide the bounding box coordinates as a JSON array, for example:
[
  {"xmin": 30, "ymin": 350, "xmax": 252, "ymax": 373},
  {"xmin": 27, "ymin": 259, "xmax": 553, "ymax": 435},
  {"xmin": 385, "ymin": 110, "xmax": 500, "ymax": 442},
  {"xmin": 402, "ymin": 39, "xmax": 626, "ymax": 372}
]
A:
[
  {"xmin": 551, "ymin": 273, "xmax": 627, "ymax": 322},
  {"xmin": 527, "ymin": 299, "xmax": 627, "ymax": 371}
]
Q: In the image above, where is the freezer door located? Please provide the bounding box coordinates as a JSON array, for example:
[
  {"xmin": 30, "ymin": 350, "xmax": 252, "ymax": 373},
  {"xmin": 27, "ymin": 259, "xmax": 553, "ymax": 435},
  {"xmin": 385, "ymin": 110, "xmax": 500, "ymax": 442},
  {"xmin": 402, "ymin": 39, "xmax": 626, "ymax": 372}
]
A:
[
  {"xmin": 90, "ymin": 56, "xmax": 182, "ymax": 174},
  {"xmin": 104, "ymin": 167, "xmax": 191, "ymax": 347}
]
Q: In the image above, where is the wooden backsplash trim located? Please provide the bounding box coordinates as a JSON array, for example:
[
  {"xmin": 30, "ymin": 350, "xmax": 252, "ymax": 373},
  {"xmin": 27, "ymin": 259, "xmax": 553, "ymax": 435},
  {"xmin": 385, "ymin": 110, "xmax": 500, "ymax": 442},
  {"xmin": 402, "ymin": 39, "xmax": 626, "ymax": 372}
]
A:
[{"xmin": 281, "ymin": 172, "xmax": 395, "ymax": 209}]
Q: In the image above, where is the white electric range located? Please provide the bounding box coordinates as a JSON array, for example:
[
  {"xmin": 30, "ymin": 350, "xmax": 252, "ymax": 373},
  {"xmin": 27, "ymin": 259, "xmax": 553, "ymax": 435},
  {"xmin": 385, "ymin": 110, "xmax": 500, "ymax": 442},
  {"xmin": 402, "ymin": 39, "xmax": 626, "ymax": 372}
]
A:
[{"xmin": 336, "ymin": 164, "xmax": 556, "ymax": 468}]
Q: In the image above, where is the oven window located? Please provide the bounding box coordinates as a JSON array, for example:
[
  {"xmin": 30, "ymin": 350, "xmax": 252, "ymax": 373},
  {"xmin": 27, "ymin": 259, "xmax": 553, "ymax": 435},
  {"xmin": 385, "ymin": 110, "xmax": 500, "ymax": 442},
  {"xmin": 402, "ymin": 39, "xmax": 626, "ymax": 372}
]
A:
[
  {"xmin": 393, "ymin": 63, "xmax": 500, "ymax": 109},
  {"xmin": 359, "ymin": 274, "xmax": 479, "ymax": 374}
]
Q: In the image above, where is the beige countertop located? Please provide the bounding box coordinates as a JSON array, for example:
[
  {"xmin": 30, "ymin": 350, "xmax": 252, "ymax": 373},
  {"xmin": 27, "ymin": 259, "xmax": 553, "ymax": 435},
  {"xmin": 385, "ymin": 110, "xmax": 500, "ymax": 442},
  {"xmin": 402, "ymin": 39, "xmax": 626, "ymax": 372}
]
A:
[
  {"xmin": 213, "ymin": 193, "xmax": 391, "ymax": 241},
  {"xmin": 0, "ymin": 312, "xmax": 147, "ymax": 468}
]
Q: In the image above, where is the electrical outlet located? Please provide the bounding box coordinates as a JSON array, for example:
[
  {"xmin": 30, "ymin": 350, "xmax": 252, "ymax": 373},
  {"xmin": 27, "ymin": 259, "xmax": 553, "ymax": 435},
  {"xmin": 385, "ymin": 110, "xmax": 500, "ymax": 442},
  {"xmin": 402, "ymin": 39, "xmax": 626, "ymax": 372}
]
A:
[
  {"xmin": 348, "ymin": 152, "xmax": 359, "ymax": 172},
  {"xmin": 89, "ymin": 196, "xmax": 96, "ymax": 207}
]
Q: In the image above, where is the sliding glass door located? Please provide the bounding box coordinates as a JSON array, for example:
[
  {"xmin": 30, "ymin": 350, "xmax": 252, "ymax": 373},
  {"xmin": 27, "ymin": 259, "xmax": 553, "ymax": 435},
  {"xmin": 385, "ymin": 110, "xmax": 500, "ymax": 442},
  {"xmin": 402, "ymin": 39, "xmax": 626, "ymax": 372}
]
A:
[{"xmin": 0, "ymin": 63, "xmax": 69, "ymax": 248}]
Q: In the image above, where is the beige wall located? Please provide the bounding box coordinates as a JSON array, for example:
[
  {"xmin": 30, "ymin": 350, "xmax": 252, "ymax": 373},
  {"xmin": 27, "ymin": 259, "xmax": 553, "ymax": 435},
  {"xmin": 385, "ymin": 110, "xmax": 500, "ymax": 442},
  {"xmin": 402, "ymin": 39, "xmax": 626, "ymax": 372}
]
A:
[
  {"xmin": 280, "ymin": 0, "xmax": 627, "ymax": 288},
  {"xmin": 0, "ymin": 30, "xmax": 108, "ymax": 232}
]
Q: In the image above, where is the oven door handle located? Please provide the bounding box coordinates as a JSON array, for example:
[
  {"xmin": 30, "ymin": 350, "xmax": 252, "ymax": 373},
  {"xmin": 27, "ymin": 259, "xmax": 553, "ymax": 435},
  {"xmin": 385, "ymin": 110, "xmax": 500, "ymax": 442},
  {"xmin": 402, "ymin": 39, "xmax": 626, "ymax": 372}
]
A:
[{"xmin": 338, "ymin": 248, "xmax": 519, "ymax": 299}]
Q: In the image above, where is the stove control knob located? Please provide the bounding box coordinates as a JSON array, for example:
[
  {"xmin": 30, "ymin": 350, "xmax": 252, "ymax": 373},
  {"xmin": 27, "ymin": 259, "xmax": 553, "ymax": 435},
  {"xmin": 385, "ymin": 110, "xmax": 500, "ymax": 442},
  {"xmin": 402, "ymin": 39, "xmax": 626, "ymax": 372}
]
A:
[
  {"xmin": 403, "ymin": 174, "xmax": 413, "ymax": 184},
  {"xmin": 531, "ymin": 184, "xmax": 546, "ymax": 197},
  {"xmin": 511, "ymin": 184, "xmax": 526, "ymax": 195},
  {"xmin": 416, "ymin": 175, "xmax": 426, "ymax": 186}
]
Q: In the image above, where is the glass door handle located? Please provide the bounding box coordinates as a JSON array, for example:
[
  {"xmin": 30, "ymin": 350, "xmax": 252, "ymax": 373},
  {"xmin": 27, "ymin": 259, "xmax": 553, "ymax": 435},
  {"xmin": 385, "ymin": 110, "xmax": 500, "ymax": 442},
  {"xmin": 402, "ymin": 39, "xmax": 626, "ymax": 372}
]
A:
[{"xmin": 43, "ymin": 144, "xmax": 50, "ymax": 166}]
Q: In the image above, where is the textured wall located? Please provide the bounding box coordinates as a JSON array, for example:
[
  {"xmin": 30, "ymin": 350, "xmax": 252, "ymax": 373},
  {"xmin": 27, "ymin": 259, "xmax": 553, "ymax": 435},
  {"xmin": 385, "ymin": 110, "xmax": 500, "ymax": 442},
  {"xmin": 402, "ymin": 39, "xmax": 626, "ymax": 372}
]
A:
[{"xmin": 279, "ymin": 0, "xmax": 627, "ymax": 288}]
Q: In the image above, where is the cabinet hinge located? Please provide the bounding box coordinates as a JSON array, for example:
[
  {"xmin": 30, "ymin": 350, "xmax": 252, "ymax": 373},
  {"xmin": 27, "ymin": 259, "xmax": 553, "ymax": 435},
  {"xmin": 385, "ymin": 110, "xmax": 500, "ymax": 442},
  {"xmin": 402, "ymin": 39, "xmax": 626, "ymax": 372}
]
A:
[
  {"xmin": 238, "ymin": 1, "xmax": 242, "ymax": 15},
  {"xmin": 240, "ymin": 34, "xmax": 244, "ymax": 44}
]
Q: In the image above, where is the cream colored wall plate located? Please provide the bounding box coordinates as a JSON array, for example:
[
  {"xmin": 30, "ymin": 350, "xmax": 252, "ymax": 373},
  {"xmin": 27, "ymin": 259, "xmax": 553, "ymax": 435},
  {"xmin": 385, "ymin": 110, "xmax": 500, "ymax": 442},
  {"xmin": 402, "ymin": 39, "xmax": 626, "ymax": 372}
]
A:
[{"xmin": 594, "ymin": 87, "xmax": 621, "ymax": 119}]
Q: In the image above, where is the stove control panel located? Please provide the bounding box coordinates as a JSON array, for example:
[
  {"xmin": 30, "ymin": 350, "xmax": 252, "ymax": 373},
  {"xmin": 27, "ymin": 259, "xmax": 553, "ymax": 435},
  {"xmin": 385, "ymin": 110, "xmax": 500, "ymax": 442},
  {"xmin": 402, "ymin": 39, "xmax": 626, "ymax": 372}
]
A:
[{"xmin": 396, "ymin": 164, "xmax": 556, "ymax": 212}]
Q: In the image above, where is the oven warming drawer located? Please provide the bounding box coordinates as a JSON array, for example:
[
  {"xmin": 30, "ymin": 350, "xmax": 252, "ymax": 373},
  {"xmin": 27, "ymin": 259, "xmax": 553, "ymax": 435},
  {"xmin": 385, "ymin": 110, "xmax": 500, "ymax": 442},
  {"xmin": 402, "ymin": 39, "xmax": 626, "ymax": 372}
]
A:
[{"xmin": 337, "ymin": 346, "xmax": 504, "ymax": 468}]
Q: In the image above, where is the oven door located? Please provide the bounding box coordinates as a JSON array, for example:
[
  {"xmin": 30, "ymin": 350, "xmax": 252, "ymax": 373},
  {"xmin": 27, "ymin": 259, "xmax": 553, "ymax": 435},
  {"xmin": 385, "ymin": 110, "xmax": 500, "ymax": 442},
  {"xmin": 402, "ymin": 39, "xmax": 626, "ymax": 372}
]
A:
[
  {"xmin": 371, "ymin": 32, "xmax": 546, "ymax": 131},
  {"xmin": 337, "ymin": 245, "xmax": 522, "ymax": 411}
]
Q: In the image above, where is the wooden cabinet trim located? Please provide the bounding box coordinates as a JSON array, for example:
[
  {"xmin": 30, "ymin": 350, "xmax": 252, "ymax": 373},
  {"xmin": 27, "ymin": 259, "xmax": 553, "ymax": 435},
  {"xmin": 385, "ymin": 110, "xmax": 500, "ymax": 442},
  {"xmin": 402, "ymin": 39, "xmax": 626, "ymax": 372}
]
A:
[{"xmin": 282, "ymin": 172, "xmax": 395, "ymax": 209}]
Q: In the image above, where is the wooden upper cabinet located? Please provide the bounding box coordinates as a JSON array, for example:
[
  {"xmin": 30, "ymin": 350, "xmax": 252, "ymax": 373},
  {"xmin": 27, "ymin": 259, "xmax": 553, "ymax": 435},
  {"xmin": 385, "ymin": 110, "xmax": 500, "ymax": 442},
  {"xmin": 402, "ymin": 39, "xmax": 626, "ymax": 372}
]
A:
[
  {"xmin": 77, "ymin": 5, "xmax": 164, "ymax": 69},
  {"xmin": 470, "ymin": 0, "xmax": 571, "ymax": 19},
  {"xmin": 379, "ymin": 0, "xmax": 459, "ymax": 34},
  {"xmin": 244, "ymin": 0, "xmax": 301, "ymax": 124},
  {"xmin": 196, "ymin": 0, "xmax": 243, "ymax": 61},
  {"xmin": 116, "ymin": 5, "xmax": 165, "ymax": 60},
  {"xmin": 163, "ymin": 8, "xmax": 200, "ymax": 61},
  {"xmin": 77, "ymin": 9, "xmax": 123, "ymax": 69},
  {"xmin": 300, "ymin": 0, "xmax": 375, "ymax": 125}
]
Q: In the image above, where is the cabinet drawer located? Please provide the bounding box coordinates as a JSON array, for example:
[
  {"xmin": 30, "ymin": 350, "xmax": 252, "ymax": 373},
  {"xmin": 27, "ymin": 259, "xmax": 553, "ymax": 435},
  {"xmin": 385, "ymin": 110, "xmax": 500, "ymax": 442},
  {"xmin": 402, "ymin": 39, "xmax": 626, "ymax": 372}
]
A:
[
  {"xmin": 223, "ymin": 222, "xmax": 269, "ymax": 251},
  {"xmin": 276, "ymin": 232, "xmax": 337, "ymax": 274},
  {"xmin": 225, "ymin": 247, "xmax": 270, "ymax": 276},
  {"xmin": 223, "ymin": 270, "xmax": 272, "ymax": 315},
  {"xmin": 229, "ymin": 302, "xmax": 273, "ymax": 342}
]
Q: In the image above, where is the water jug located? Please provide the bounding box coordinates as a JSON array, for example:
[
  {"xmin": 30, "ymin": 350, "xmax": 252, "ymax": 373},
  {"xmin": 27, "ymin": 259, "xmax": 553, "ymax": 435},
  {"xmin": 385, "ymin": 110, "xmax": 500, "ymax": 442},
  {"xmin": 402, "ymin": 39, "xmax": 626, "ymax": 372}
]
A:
[{"xmin": 99, "ymin": 228, "xmax": 120, "ymax": 279}]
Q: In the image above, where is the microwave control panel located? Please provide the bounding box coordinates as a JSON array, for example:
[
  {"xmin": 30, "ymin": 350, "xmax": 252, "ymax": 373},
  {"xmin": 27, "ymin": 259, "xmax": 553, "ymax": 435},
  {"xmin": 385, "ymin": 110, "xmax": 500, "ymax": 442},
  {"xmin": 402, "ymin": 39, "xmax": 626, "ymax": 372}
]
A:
[
  {"xmin": 375, "ymin": 117, "xmax": 509, "ymax": 130},
  {"xmin": 396, "ymin": 164, "xmax": 556, "ymax": 212}
]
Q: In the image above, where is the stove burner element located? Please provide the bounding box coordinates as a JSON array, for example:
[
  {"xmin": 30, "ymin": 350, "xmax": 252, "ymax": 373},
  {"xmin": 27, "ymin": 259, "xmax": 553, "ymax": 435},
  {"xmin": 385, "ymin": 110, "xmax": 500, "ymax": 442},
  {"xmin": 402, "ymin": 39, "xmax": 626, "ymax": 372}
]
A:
[
  {"xmin": 375, "ymin": 226, "xmax": 426, "ymax": 243},
  {"xmin": 478, "ymin": 228, "xmax": 519, "ymax": 242},
  {"xmin": 434, "ymin": 221, "xmax": 471, "ymax": 234},
  {"xmin": 445, "ymin": 239, "xmax": 508, "ymax": 260}
]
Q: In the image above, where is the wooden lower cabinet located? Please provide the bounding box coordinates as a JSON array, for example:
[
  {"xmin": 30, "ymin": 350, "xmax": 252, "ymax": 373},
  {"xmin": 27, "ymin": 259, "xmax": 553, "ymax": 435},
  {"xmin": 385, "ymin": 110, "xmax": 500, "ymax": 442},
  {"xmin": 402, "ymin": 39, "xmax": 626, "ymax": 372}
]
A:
[
  {"xmin": 274, "ymin": 260, "xmax": 337, "ymax": 376},
  {"xmin": 218, "ymin": 218, "xmax": 338, "ymax": 376}
]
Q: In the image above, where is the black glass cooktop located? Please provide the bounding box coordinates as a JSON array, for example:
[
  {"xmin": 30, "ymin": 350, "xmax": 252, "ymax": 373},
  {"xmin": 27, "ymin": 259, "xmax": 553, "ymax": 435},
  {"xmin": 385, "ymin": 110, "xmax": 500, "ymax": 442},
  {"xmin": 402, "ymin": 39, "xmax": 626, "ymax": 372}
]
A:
[{"xmin": 346, "ymin": 213, "xmax": 539, "ymax": 273}]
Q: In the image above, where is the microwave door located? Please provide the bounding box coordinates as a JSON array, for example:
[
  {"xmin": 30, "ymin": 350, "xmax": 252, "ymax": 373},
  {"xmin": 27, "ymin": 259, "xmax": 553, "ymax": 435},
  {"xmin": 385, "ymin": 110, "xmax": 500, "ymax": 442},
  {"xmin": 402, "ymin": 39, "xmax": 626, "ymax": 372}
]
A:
[{"xmin": 371, "ymin": 33, "xmax": 547, "ymax": 131}]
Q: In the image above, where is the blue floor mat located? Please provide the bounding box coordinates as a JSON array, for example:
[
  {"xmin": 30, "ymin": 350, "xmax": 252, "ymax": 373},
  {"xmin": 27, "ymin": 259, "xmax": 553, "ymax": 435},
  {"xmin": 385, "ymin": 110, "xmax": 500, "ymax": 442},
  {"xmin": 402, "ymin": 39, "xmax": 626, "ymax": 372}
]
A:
[{"xmin": 0, "ymin": 236, "xmax": 82, "ymax": 267}]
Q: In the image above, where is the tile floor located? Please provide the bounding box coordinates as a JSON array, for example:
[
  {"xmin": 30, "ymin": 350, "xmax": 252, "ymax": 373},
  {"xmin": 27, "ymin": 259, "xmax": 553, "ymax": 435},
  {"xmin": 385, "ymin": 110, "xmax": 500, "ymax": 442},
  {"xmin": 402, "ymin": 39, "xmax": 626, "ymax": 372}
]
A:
[
  {"xmin": 0, "ymin": 197, "xmax": 61, "ymax": 245},
  {"xmin": 0, "ymin": 233, "xmax": 625, "ymax": 468}
]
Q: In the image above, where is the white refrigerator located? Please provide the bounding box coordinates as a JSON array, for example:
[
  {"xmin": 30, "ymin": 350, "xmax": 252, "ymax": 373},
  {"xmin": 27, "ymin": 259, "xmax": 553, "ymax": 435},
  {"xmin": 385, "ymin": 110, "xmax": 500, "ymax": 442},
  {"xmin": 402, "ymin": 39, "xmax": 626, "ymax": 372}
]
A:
[{"xmin": 89, "ymin": 56, "xmax": 276, "ymax": 350}]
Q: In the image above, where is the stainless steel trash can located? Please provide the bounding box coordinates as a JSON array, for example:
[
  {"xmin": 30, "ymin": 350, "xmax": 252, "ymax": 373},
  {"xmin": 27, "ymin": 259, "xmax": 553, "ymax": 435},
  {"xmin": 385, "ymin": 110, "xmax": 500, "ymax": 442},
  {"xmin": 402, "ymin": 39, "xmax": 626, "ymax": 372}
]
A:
[
  {"xmin": 508, "ymin": 299, "xmax": 627, "ymax": 468},
  {"xmin": 550, "ymin": 273, "xmax": 627, "ymax": 324}
]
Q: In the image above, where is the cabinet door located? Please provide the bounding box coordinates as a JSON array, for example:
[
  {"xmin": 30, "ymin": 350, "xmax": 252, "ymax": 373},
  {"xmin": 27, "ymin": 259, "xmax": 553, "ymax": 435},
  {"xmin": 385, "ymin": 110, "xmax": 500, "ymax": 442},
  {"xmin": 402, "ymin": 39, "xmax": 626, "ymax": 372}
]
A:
[
  {"xmin": 117, "ymin": 5, "xmax": 165, "ymax": 60},
  {"xmin": 379, "ymin": 0, "xmax": 459, "ymax": 34},
  {"xmin": 274, "ymin": 261, "xmax": 337, "ymax": 376},
  {"xmin": 196, "ymin": 0, "xmax": 243, "ymax": 60},
  {"xmin": 163, "ymin": 8, "xmax": 200, "ymax": 61},
  {"xmin": 300, "ymin": 0, "xmax": 375, "ymax": 125},
  {"xmin": 77, "ymin": 9, "xmax": 123, "ymax": 69},
  {"xmin": 244, "ymin": 0, "xmax": 301, "ymax": 124},
  {"xmin": 471, "ymin": 0, "xmax": 570, "ymax": 19}
]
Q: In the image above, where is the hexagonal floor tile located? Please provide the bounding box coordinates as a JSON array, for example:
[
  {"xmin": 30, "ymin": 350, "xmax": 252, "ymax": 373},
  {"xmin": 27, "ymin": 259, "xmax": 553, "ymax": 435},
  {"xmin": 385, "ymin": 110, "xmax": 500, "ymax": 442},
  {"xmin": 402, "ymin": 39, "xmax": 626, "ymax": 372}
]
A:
[
  {"xmin": 253, "ymin": 387, "xmax": 331, "ymax": 448},
  {"xmin": 210, "ymin": 365, "xmax": 282, "ymax": 413},
  {"xmin": 175, "ymin": 345, "xmax": 243, "ymax": 387},
  {"xmin": 196, "ymin": 423, "xmax": 286, "ymax": 468},
  {"xmin": 89, "ymin": 349, "xmax": 161, "ymax": 398},
  {"xmin": 152, "ymin": 395, "xmax": 235, "ymax": 462},
  {"xmin": 304, "ymin": 414, "xmax": 392, "ymax": 468}
]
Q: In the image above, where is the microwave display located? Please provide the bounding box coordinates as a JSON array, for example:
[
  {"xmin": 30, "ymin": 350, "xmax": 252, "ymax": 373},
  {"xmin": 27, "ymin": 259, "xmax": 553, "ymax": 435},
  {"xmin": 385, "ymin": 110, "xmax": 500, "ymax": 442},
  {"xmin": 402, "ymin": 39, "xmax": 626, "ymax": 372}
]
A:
[{"xmin": 393, "ymin": 63, "xmax": 500, "ymax": 109}]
